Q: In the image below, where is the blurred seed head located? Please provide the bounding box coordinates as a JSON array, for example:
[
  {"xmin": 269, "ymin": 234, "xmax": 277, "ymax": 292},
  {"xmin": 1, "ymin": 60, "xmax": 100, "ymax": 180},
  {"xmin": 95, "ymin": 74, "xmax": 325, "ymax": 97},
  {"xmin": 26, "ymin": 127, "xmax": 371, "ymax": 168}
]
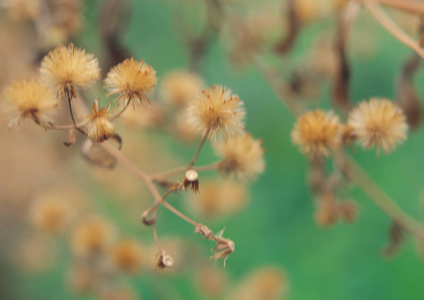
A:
[
  {"xmin": 231, "ymin": 266, "xmax": 288, "ymax": 300},
  {"xmin": 291, "ymin": 110, "xmax": 342, "ymax": 159},
  {"xmin": 3, "ymin": 0, "xmax": 41, "ymax": 21},
  {"xmin": 71, "ymin": 216, "xmax": 115, "ymax": 257},
  {"xmin": 195, "ymin": 263, "xmax": 228, "ymax": 297},
  {"xmin": 2, "ymin": 78, "xmax": 58, "ymax": 128},
  {"xmin": 186, "ymin": 85, "xmax": 246, "ymax": 141},
  {"xmin": 111, "ymin": 239, "xmax": 143, "ymax": 274},
  {"xmin": 214, "ymin": 134, "xmax": 265, "ymax": 181},
  {"xmin": 348, "ymin": 98, "xmax": 408, "ymax": 153},
  {"xmin": 160, "ymin": 70, "xmax": 204, "ymax": 107}
]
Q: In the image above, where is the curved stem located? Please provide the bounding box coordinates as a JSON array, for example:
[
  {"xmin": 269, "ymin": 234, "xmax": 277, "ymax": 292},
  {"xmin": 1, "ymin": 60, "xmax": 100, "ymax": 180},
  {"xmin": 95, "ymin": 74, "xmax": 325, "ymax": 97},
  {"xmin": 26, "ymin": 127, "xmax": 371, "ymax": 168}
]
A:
[
  {"xmin": 162, "ymin": 200, "xmax": 199, "ymax": 227},
  {"xmin": 108, "ymin": 104, "xmax": 129, "ymax": 121},
  {"xmin": 364, "ymin": 0, "xmax": 424, "ymax": 59}
]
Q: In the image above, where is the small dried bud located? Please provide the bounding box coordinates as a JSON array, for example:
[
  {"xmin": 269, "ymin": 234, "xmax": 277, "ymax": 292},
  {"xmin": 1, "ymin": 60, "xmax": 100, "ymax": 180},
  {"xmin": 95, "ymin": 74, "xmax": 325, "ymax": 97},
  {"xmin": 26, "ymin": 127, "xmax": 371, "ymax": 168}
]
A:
[
  {"xmin": 182, "ymin": 169, "xmax": 199, "ymax": 193},
  {"xmin": 156, "ymin": 253, "xmax": 174, "ymax": 271},
  {"xmin": 211, "ymin": 233, "xmax": 235, "ymax": 266},
  {"xmin": 315, "ymin": 192, "xmax": 338, "ymax": 227},
  {"xmin": 83, "ymin": 100, "xmax": 115, "ymax": 143}
]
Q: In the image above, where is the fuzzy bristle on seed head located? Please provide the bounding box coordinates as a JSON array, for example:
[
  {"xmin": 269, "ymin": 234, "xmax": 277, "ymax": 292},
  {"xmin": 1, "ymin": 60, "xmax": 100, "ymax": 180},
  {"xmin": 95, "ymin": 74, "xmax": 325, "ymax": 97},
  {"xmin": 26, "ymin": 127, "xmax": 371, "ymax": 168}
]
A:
[
  {"xmin": 186, "ymin": 85, "xmax": 246, "ymax": 141},
  {"xmin": 40, "ymin": 44, "xmax": 100, "ymax": 100},
  {"xmin": 291, "ymin": 109, "xmax": 342, "ymax": 159},
  {"xmin": 348, "ymin": 98, "xmax": 408, "ymax": 153},
  {"xmin": 214, "ymin": 134, "xmax": 265, "ymax": 181},
  {"xmin": 104, "ymin": 58, "xmax": 157, "ymax": 107}
]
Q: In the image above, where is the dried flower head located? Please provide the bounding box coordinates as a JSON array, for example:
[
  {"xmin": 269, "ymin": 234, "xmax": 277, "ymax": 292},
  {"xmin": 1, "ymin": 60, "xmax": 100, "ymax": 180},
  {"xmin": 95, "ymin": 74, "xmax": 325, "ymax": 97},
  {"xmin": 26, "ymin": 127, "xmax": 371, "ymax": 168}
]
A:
[
  {"xmin": 186, "ymin": 85, "xmax": 246, "ymax": 140},
  {"xmin": 2, "ymin": 78, "xmax": 58, "ymax": 128},
  {"xmin": 67, "ymin": 265, "xmax": 97, "ymax": 294},
  {"xmin": 348, "ymin": 98, "xmax": 408, "ymax": 153},
  {"xmin": 156, "ymin": 253, "xmax": 174, "ymax": 271},
  {"xmin": 4, "ymin": 0, "xmax": 41, "ymax": 21},
  {"xmin": 40, "ymin": 43, "xmax": 100, "ymax": 99},
  {"xmin": 160, "ymin": 70, "xmax": 204, "ymax": 107},
  {"xmin": 182, "ymin": 169, "xmax": 199, "ymax": 193},
  {"xmin": 211, "ymin": 231, "xmax": 235, "ymax": 266},
  {"xmin": 31, "ymin": 196, "xmax": 72, "ymax": 235},
  {"xmin": 291, "ymin": 110, "xmax": 342, "ymax": 159},
  {"xmin": 71, "ymin": 216, "xmax": 115, "ymax": 257},
  {"xmin": 104, "ymin": 58, "xmax": 157, "ymax": 107},
  {"xmin": 111, "ymin": 240, "xmax": 143, "ymax": 274},
  {"xmin": 83, "ymin": 100, "xmax": 115, "ymax": 142},
  {"xmin": 214, "ymin": 134, "xmax": 265, "ymax": 181}
]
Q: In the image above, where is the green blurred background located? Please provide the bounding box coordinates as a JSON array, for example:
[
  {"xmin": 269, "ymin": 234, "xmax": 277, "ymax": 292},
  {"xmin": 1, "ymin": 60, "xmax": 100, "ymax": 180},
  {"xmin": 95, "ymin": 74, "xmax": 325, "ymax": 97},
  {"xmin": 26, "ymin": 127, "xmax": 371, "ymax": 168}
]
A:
[{"xmin": 2, "ymin": 0, "xmax": 424, "ymax": 299}]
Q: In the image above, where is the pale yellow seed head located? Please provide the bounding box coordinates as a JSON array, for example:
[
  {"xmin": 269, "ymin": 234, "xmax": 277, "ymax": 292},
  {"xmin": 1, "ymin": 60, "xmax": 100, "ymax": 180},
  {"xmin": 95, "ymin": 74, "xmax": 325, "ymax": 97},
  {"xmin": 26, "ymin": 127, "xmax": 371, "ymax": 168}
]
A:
[
  {"xmin": 104, "ymin": 58, "xmax": 157, "ymax": 107},
  {"xmin": 291, "ymin": 110, "xmax": 342, "ymax": 159},
  {"xmin": 186, "ymin": 85, "xmax": 246, "ymax": 141},
  {"xmin": 40, "ymin": 43, "xmax": 100, "ymax": 99},
  {"xmin": 348, "ymin": 98, "xmax": 408, "ymax": 153},
  {"xmin": 160, "ymin": 70, "xmax": 204, "ymax": 107},
  {"xmin": 214, "ymin": 134, "xmax": 265, "ymax": 181}
]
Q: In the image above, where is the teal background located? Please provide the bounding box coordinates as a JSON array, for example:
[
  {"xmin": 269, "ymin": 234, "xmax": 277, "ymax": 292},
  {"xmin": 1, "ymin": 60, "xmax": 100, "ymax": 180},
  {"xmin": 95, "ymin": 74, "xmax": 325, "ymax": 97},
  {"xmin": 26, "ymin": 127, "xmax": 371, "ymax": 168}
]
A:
[{"xmin": 4, "ymin": 1, "xmax": 424, "ymax": 299}]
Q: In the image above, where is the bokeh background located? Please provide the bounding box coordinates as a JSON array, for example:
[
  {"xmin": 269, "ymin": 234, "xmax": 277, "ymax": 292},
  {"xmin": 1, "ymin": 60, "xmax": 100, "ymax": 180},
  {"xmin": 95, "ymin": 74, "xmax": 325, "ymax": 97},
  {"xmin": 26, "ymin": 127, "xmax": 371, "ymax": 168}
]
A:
[{"xmin": 1, "ymin": 0, "xmax": 424, "ymax": 299}]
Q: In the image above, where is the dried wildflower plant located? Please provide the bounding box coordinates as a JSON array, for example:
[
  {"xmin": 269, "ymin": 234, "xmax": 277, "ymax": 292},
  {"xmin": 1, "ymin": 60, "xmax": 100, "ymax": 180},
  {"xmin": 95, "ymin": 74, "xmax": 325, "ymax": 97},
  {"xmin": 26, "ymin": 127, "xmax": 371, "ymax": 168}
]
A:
[{"xmin": 2, "ymin": 42, "xmax": 266, "ymax": 283}]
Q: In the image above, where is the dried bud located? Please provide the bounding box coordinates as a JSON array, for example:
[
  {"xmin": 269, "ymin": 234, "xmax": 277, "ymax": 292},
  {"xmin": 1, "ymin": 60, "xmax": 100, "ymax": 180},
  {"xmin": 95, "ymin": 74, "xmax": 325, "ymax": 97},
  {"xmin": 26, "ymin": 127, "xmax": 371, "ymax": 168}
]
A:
[
  {"xmin": 195, "ymin": 224, "xmax": 214, "ymax": 240},
  {"xmin": 211, "ymin": 233, "xmax": 235, "ymax": 266},
  {"xmin": 315, "ymin": 192, "xmax": 338, "ymax": 227},
  {"xmin": 182, "ymin": 169, "xmax": 199, "ymax": 193},
  {"xmin": 338, "ymin": 200, "xmax": 358, "ymax": 223},
  {"xmin": 156, "ymin": 253, "xmax": 174, "ymax": 271}
]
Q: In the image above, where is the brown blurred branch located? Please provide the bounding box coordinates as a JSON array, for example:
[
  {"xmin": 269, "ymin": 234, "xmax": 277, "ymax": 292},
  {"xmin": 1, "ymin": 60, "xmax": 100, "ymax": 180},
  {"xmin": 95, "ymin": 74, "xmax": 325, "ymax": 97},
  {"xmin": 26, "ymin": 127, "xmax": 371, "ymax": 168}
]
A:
[
  {"xmin": 275, "ymin": 0, "xmax": 301, "ymax": 55},
  {"xmin": 332, "ymin": 1, "xmax": 360, "ymax": 112},
  {"xmin": 375, "ymin": 0, "xmax": 424, "ymax": 16},
  {"xmin": 364, "ymin": 0, "xmax": 424, "ymax": 58}
]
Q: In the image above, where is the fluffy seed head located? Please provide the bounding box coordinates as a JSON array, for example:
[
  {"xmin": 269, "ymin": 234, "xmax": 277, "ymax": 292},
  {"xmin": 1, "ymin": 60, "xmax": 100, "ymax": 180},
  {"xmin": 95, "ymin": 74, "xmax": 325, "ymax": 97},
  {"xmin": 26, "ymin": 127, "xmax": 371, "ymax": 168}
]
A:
[
  {"xmin": 71, "ymin": 216, "xmax": 115, "ymax": 257},
  {"xmin": 84, "ymin": 100, "xmax": 115, "ymax": 142},
  {"xmin": 348, "ymin": 98, "xmax": 408, "ymax": 153},
  {"xmin": 2, "ymin": 78, "xmax": 57, "ymax": 122},
  {"xmin": 104, "ymin": 58, "xmax": 157, "ymax": 107},
  {"xmin": 160, "ymin": 70, "xmax": 204, "ymax": 107},
  {"xmin": 40, "ymin": 43, "xmax": 100, "ymax": 99},
  {"xmin": 31, "ymin": 196, "xmax": 72, "ymax": 235},
  {"xmin": 291, "ymin": 110, "xmax": 342, "ymax": 159},
  {"xmin": 111, "ymin": 240, "xmax": 143, "ymax": 274},
  {"xmin": 186, "ymin": 85, "xmax": 246, "ymax": 140},
  {"xmin": 214, "ymin": 134, "xmax": 265, "ymax": 181}
]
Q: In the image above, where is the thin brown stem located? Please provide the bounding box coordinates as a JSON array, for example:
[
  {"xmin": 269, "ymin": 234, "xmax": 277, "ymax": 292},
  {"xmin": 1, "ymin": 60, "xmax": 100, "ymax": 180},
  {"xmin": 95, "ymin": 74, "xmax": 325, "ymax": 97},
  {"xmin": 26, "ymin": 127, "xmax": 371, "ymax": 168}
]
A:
[
  {"xmin": 153, "ymin": 222, "xmax": 164, "ymax": 254},
  {"xmin": 187, "ymin": 136, "xmax": 207, "ymax": 169},
  {"xmin": 162, "ymin": 200, "xmax": 199, "ymax": 227},
  {"xmin": 364, "ymin": 0, "xmax": 424, "ymax": 59},
  {"xmin": 108, "ymin": 104, "xmax": 129, "ymax": 121}
]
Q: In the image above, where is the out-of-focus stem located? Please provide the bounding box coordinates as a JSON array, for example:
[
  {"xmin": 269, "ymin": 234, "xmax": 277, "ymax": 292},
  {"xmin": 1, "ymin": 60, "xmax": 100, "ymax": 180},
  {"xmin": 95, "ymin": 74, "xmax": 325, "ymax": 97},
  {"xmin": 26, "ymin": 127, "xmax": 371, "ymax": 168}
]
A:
[
  {"xmin": 375, "ymin": 0, "xmax": 424, "ymax": 16},
  {"xmin": 344, "ymin": 155, "xmax": 424, "ymax": 238},
  {"xmin": 162, "ymin": 200, "xmax": 199, "ymax": 227},
  {"xmin": 364, "ymin": 0, "xmax": 424, "ymax": 59}
]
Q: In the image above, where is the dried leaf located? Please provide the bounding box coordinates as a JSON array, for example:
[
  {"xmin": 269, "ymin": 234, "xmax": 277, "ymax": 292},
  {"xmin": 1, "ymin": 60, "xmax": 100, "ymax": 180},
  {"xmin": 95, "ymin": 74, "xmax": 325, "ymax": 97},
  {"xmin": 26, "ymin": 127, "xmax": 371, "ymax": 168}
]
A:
[{"xmin": 80, "ymin": 140, "xmax": 117, "ymax": 169}]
